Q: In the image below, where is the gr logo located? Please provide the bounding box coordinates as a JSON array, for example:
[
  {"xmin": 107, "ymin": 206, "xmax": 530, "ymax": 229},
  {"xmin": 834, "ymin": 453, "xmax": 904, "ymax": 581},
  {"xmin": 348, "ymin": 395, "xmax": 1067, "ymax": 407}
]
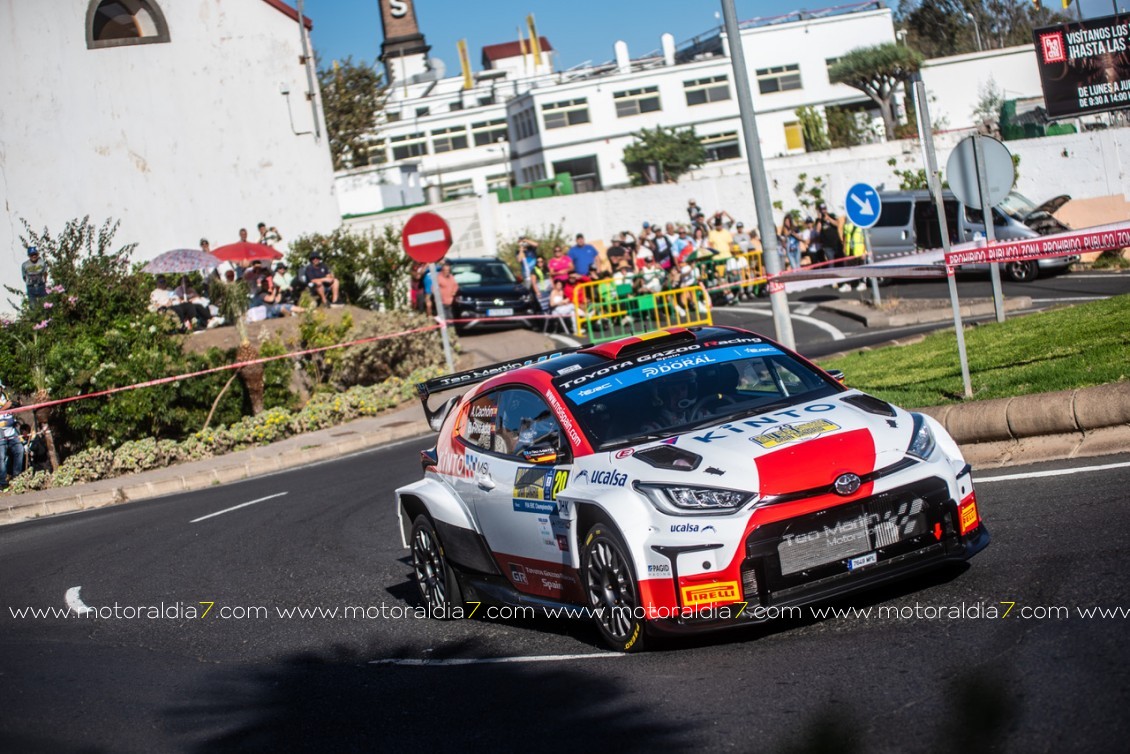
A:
[{"xmin": 388, "ymin": 0, "xmax": 409, "ymax": 18}]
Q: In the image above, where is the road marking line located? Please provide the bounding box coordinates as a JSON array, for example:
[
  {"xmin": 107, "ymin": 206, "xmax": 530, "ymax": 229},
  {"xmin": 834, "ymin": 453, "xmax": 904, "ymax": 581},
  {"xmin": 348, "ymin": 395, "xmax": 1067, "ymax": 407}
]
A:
[
  {"xmin": 65, "ymin": 586, "xmax": 92, "ymax": 615},
  {"xmin": 370, "ymin": 652, "xmax": 624, "ymax": 667},
  {"xmin": 729, "ymin": 305, "xmax": 846, "ymax": 341},
  {"xmin": 795, "ymin": 304, "xmax": 817, "ymax": 316},
  {"xmin": 1030, "ymin": 296, "xmax": 1105, "ymax": 303},
  {"xmin": 406, "ymin": 229, "xmax": 445, "ymax": 246},
  {"xmin": 190, "ymin": 492, "xmax": 288, "ymax": 523},
  {"xmin": 549, "ymin": 333, "xmax": 582, "ymax": 348},
  {"xmin": 977, "ymin": 460, "xmax": 1130, "ymax": 483}
]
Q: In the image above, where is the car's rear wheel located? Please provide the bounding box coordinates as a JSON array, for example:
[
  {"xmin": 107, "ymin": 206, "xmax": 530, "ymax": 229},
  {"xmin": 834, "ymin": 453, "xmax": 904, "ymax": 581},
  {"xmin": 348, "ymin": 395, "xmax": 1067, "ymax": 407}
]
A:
[
  {"xmin": 581, "ymin": 522, "xmax": 647, "ymax": 652},
  {"xmin": 410, "ymin": 515, "xmax": 464, "ymax": 618},
  {"xmin": 1004, "ymin": 260, "xmax": 1038, "ymax": 283}
]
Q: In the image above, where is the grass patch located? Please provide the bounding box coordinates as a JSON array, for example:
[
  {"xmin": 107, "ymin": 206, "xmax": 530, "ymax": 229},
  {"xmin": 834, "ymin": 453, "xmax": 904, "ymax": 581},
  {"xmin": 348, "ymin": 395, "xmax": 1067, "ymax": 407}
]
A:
[{"xmin": 817, "ymin": 295, "xmax": 1130, "ymax": 408}]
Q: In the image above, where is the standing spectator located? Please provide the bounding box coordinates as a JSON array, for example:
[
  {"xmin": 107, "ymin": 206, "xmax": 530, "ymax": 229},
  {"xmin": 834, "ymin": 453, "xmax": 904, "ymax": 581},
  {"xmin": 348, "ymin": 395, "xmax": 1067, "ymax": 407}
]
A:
[
  {"xmin": 654, "ymin": 224, "xmax": 676, "ymax": 271},
  {"xmin": 547, "ymin": 244, "xmax": 574, "ymax": 283},
  {"xmin": 20, "ymin": 423, "xmax": 49, "ymax": 474},
  {"xmin": 568, "ymin": 234, "xmax": 599, "ymax": 277},
  {"xmin": 436, "ymin": 262, "xmax": 459, "ymax": 320},
  {"xmin": 0, "ymin": 384, "xmax": 25, "ymax": 489},
  {"xmin": 257, "ymin": 222, "xmax": 282, "ymax": 247},
  {"xmin": 709, "ymin": 209, "xmax": 734, "ymax": 229},
  {"xmin": 238, "ymin": 228, "xmax": 250, "ymax": 243},
  {"xmin": 673, "ymin": 227, "xmax": 693, "ymax": 263},
  {"xmin": 605, "ymin": 236, "xmax": 629, "ymax": 272},
  {"xmin": 815, "ymin": 202, "xmax": 845, "ymax": 268},
  {"xmin": 779, "ymin": 214, "xmax": 805, "ymax": 271},
  {"xmin": 518, "ymin": 238, "xmax": 539, "ymax": 287},
  {"xmin": 640, "ymin": 256, "xmax": 666, "ymax": 294},
  {"xmin": 841, "ymin": 220, "xmax": 869, "ymax": 291},
  {"xmin": 686, "ymin": 199, "xmax": 700, "ymax": 223},
  {"xmin": 708, "ymin": 219, "xmax": 734, "ymax": 262},
  {"xmin": 21, "ymin": 247, "xmax": 48, "ymax": 307},
  {"xmin": 304, "ymin": 252, "xmax": 341, "ymax": 307},
  {"xmin": 733, "ymin": 222, "xmax": 754, "ymax": 254}
]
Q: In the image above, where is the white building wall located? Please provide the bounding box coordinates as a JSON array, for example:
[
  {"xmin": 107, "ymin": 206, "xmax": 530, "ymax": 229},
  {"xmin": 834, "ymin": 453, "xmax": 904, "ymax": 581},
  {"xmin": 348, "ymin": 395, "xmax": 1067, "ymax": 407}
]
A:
[
  {"xmin": 0, "ymin": 0, "xmax": 339, "ymax": 300},
  {"xmin": 920, "ymin": 46, "xmax": 1044, "ymax": 130},
  {"xmin": 344, "ymin": 128, "xmax": 1130, "ymax": 256}
]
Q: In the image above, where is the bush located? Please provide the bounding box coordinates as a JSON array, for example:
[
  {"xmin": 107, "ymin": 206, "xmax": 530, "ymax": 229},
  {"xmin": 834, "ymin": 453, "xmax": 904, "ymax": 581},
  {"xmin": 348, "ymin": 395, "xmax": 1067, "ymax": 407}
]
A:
[
  {"xmin": 287, "ymin": 225, "xmax": 413, "ymax": 311},
  {"xmin": 335, "ymin": 311, "xmax": 457, "ymax": 388}
]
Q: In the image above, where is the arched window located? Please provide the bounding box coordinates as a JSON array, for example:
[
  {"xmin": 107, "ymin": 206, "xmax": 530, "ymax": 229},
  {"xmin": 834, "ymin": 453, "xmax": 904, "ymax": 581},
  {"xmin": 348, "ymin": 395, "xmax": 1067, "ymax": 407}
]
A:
[{"xmin": 86, "ymin": 0, "xmax": 170, "ymax": 49}]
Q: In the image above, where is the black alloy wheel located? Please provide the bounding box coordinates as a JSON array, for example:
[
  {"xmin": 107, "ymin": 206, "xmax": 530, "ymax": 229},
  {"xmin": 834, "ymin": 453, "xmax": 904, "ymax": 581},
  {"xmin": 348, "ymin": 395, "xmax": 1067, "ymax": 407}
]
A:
[
  {"xmin": 410, "ymin": 515, "xmax": 464, "ymax": 618},
  {"xmin": 581, "ymin": 522, "xmax": 647, "ymax": 652}
]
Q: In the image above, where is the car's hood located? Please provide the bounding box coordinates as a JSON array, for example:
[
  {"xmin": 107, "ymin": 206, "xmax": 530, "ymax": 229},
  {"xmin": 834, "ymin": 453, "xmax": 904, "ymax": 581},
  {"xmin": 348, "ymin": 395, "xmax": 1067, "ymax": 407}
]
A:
[
  {"xmin": 580, "ymin": 391, "xmax": 916, "ymax": 497},
  {"xmin": 1028, "ymin": 194, "xmax": 1071, "ymax": 219}
]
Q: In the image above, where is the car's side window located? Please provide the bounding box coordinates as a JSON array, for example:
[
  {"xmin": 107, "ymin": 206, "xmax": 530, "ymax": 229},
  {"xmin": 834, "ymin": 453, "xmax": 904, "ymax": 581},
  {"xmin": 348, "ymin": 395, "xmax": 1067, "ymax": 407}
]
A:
[
  {"xmin": 495, "ymin": 389, "xmax": 562, "ymax": 458},
  {"xmin": 461, "ymin": 392, "xmax": 501, "ymax": 451}
]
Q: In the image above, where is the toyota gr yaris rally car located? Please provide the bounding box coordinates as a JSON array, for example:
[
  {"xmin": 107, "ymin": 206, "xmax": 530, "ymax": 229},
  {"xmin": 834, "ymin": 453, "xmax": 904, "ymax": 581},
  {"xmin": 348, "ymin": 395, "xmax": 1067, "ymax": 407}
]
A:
[{"xmin": 396, "ymin": 326, "xmax": 988, "ymax": 651}]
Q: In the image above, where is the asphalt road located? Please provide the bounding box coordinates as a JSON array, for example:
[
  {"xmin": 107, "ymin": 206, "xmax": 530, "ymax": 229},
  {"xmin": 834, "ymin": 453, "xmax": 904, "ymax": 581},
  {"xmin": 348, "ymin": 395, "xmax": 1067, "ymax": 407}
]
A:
[
  {"xmin": 711, "ymin": 270, "xmax": 1130, "ymax": 359},
  {"xmin": 2, "ymin": 437, "xmax": 1128, "ymax": 752}
]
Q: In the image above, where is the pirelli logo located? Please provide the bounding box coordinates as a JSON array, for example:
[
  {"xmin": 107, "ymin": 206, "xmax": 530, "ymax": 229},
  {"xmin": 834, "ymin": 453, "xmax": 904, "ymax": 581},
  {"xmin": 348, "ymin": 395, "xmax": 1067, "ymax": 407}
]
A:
[
  {"xmin": 681, "ymin": 581, "xmax": 740, "ymax": 607},
  {"xmin": 959, "ymin": 498, "xmax": 980, "ymax": 535}
]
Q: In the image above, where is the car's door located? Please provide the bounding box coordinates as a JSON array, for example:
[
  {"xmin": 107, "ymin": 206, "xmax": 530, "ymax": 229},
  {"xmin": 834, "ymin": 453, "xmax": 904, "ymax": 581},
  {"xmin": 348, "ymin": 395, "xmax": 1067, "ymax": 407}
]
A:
[
  {"xmin": 469, "ymin": 387, "xmax": 577, "ymax": 599},
  {"xmin": 868, "ymin": 198, "xmax": 914, "ymax": 260}
]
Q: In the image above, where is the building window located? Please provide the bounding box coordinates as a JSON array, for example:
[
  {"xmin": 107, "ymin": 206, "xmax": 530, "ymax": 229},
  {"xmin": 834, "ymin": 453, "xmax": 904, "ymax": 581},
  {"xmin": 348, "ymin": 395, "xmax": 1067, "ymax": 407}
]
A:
[
  {"xmin": 432, "ymin": 125, "xmax": 469, "ymax": 153},
  {"xmin": 825, "ymin": 57, "xmax": 841, "ymax": 73},
  {"xmin": 472, "ymin": 119, "xmax": 508, "ymax": 146},
  {"xmin": 513, "ymin": 108, "xmax": 538, "ymax": 140},
  {"xmin": 386, "ymin": 111, "xmax": 402, "ymax": 123},
  {"xmin": 416, "ymin": 106, "xmax": 430, "ymax": 117},
  {"xmin": 86, "ymin": 0, "xmax": 170, "ymax": 49},
  {"xmin": 486, "ymin": 173, "xmax": 510, "ymax": 190},
  {"xmin": 364, "ymin": 141, "xmax": 388, "ymax": 165},
  {"xmin": 478, "ymin": 95, "xmax": 496, "ymax": 107},
  {"xmin": 757, "ymin": 64, "xmax": 802, "ymax": 94},
  {"xmin": 521, "ymin": 164, "xmax": 547, "ymax": 183},
  {"xmin": 613, "ymin": 86, "xmax": 661, "ymax": 117},
  {"xmin": 542, "ymin": 98, "xmax": 590, "ymax": 129},
  {"xmin": 449, "ymin": 102, "xmax": 464, "ymax": 112},
  {"xmin": 784, "ymin": 121, "xmax": 805, "ymax": 151},
  {"xmin": 684, "ymin": 75, "xmax": 731, "ymax": 106},
  {"xmin": 441, "ymin": 180, "xmax": 475, "ymax": 201},
  {"xmin": 390, "ymin": 133, "xmax": 428, "ymax": 160},
  {"xmin": 702, "ymin": 132, "xmax": 741, "ymax": 162}
]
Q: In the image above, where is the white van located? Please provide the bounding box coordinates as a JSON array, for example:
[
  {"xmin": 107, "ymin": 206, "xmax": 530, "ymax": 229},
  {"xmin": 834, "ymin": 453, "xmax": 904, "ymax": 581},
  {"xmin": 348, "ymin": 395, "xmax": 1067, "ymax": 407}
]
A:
[{"xmin": 869, "ymin": 190, "xmax": 1078, "ymax": 282}]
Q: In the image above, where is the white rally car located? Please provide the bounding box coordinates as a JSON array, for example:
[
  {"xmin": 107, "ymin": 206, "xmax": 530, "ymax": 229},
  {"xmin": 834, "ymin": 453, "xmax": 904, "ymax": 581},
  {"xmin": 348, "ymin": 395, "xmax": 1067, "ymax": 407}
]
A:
[{"xmin": 396, "ymin": 326, "xmax": 988, "ymax": 651}]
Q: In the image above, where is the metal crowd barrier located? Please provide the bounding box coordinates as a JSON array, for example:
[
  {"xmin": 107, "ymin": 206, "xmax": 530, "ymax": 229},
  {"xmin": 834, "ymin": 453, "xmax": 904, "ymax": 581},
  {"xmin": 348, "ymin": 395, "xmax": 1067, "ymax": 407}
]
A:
[{"xmin": 571, "ymin": 278, "xmax": 713, "ymax": 343}]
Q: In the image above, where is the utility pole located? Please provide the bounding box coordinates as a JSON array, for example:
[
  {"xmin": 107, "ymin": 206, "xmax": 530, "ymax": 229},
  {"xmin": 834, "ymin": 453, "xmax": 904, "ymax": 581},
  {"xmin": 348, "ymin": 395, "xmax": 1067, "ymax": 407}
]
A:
[{"xmin": 721, "ymin": 0, "xmax": 795, "ymax": 351}]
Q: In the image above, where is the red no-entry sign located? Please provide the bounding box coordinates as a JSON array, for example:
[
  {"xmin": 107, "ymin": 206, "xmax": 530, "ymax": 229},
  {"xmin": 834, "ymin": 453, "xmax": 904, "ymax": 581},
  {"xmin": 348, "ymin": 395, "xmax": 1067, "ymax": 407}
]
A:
[{"xmin": 401, "ymin": 211, "xmax": 453, "ymax": 264}]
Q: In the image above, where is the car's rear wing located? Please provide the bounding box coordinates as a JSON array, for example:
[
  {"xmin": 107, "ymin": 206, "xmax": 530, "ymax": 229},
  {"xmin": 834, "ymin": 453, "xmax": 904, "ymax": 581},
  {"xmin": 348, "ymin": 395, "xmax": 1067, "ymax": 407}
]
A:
[{"xmin": 415, "ymin": 346, "xmax": 583, "ymax": 431}]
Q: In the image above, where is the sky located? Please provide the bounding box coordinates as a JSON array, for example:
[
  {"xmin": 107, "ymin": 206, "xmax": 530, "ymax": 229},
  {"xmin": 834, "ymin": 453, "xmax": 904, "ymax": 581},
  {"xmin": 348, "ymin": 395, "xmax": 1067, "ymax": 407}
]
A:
[{"xmin": 300, "ymin": 0, "xmax": 1126, "ymax": 75}]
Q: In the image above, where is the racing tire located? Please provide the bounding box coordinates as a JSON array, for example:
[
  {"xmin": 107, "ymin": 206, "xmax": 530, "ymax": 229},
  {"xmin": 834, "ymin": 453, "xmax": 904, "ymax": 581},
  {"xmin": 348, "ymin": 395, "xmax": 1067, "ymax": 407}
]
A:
[
  {"xmin": 581, "ymin": 522, "xmax": 647, "ymax": 653},
  {"xmin": 410, "ymin": 515, "xmax": 464, "ymax": 619},
  {"xmin": 1004, "ymin": 260, "xmax": 1038, "ymax": 283}
]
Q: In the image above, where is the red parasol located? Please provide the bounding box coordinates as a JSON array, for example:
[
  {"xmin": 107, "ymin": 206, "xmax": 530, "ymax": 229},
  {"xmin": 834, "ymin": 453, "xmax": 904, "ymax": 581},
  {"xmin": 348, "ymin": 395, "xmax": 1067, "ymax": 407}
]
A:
[{"xmin": 210, "ymin": 241, "xmax": 283, "ymax": 264}]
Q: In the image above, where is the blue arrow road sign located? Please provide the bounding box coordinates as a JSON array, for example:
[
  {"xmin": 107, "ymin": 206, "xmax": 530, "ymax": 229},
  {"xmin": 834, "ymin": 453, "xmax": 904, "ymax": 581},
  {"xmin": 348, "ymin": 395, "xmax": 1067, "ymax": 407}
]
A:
[{"xmin": 844, "ymin": 183, "xmax": 881, "ymax": 229}]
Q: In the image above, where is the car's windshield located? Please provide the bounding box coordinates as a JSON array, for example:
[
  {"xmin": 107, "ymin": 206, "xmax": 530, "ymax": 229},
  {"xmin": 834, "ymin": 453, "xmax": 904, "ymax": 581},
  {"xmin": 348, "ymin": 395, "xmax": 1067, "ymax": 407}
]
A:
[
  {"xmin": 450, "ymin": 261, "xmax": 517, "ymax": 286},
  {"xmin": 555, "ymin": 340, "xmax": 842, "ymax": 448},
  {"xmin": 997, "ymin": 192, "xmax": 1037, "ymax": 221}
]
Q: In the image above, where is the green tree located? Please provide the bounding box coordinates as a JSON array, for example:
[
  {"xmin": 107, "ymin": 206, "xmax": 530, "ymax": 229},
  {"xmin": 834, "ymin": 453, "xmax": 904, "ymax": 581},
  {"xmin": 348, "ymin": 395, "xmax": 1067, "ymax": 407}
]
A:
[
  {"xmin": 896, "ymin": 0, "xmax": 1071, "ymax": 58},
  {"xmin": 318, "ymin": 57, "xmax": 386, "ymax": 171},
  {"xmin": 795, "ymin": 106, "xmax": 830, "ymax": 152},
  {"xmin": 622, "ymin": 126, "xmax": 707, "ymax": 185},
  {"xmin": 288, "ymin": 225, "xmax": 412, "ymax": 311},
  {"xmin": 829, "ymin": 43, "xmax": 923, "ymax": 141}
]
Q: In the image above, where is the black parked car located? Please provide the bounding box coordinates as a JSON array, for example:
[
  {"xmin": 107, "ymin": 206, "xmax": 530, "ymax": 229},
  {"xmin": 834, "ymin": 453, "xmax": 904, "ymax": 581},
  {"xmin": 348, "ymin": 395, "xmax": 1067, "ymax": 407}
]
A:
[{"xmin": 449, "ymin": 258, "xmax": 538, "ymax": 331}]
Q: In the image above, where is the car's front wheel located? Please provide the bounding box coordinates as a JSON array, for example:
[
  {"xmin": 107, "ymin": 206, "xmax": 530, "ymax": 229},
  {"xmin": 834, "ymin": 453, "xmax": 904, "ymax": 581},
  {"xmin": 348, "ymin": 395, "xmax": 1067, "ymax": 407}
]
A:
[
  {"xmin": 410, "ymin": 515, "xmax": 464, "ymax": 618},
  {"xmin": 1004, "ymin": 260, "xmax": 1038, "ymax": 282},
  {"xmin": 581, "ymin": 522, "xmax": 647, "ymax": 652}
]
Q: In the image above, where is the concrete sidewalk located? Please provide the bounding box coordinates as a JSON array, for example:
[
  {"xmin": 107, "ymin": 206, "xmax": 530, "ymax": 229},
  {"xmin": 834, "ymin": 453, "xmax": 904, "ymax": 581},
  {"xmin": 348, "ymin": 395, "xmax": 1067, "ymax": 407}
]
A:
[{"xmin": 2, "ymin": 325, "xmax": 1127, "ymax": 526}]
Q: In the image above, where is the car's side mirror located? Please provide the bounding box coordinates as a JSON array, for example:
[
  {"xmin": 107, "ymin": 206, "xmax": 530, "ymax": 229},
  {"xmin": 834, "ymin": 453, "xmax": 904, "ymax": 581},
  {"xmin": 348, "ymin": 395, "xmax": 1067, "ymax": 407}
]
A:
[{"xmin": 827, "ymin": 369, "xmax": 845, "ymax": 383}]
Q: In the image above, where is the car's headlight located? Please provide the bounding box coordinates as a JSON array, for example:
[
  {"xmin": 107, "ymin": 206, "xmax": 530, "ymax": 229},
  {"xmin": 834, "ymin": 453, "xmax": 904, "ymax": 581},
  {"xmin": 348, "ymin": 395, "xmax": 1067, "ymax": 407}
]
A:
[
  {"xmin": 907, "ymin": 413, "xmax": 936, "ymax": 460},
  {"xmin": 636, "ymin": 483, "xmax": 754, "ymax": 515}
]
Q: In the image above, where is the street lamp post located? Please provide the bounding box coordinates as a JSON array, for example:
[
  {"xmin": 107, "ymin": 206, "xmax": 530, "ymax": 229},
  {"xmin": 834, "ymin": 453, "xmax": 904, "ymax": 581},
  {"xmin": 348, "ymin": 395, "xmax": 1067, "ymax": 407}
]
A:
[
  {"xmin": 965, "ymin": 12, "xmax": 984, "ymax": 52},
  {"xmin": 496, "ymin": 136, "xmax": 512, "ymax": 195}
]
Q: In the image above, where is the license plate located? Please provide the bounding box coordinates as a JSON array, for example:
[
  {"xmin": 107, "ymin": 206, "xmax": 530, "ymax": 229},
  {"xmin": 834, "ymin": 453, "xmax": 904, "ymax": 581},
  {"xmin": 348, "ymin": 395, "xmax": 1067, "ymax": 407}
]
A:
[
  {"xmin": 847, "ymin": 552, "xmax": 877, "ymax": 571},
  {"xmin": 486, "ymin": 308, "xmax": 513, "ymax": 316}
]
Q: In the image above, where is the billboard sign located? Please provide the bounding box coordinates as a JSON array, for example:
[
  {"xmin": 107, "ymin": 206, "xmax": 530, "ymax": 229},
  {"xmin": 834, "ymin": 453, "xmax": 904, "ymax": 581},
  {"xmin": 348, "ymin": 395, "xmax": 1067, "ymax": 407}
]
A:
[{"xmin": 1033, "ymin": 14, "xmax": 1130, "ymax": 118}]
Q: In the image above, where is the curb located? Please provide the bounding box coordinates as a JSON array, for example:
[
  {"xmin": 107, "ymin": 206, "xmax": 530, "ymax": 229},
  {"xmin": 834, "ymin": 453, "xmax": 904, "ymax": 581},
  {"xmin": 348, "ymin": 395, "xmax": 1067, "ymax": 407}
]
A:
[{"xmin": 817, "ymin": 296, "xmax": 1033, "ymax": 328}]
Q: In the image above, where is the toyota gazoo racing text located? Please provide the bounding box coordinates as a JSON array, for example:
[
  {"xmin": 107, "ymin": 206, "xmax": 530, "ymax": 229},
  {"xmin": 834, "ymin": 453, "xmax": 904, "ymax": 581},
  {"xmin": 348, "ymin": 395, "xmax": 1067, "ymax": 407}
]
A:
[{"xmin": 395, "ymin": 326, "xmax": 989, "ymax": 652}]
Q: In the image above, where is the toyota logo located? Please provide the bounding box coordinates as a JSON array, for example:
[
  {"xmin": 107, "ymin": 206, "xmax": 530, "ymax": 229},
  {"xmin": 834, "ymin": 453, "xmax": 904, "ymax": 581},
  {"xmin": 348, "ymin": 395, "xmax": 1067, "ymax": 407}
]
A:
[{"xmin": 834, "ymin": 473, "xmax": 861, "ymax": 496}]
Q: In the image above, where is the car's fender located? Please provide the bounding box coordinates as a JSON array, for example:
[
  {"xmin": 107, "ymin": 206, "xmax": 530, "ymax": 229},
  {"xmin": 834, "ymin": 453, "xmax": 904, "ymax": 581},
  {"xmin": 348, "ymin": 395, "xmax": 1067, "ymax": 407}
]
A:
[{"xmin": 396, "ymin": 477, "xmax": 479, "ymax": 549}]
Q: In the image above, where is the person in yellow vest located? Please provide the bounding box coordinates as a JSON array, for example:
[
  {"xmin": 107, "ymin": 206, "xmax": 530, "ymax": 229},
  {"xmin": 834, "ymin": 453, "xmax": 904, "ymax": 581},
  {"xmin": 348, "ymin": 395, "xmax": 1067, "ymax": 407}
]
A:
[{"xmin": 838, "ymin": 221, "xmax": 869, "ymax": 292}]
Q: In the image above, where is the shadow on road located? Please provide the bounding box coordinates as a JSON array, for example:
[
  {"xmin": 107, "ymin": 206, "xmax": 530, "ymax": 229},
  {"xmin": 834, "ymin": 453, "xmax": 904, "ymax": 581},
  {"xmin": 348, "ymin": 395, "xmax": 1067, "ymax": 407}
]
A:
[{"xmin": 171, "ymin": 638, "xmax": 693, "ymax": 752}]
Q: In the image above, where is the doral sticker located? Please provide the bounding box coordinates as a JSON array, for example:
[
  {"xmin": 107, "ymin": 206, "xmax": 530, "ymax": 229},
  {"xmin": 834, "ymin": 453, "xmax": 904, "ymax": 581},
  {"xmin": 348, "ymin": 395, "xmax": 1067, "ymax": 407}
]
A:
[
  {"xmin": 750, "ymin": 419, "xmax": 840, "ymax": 449},
  {"xmin": 681, "ymin": 581, "xmax": 740, "ymax": 607}
]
